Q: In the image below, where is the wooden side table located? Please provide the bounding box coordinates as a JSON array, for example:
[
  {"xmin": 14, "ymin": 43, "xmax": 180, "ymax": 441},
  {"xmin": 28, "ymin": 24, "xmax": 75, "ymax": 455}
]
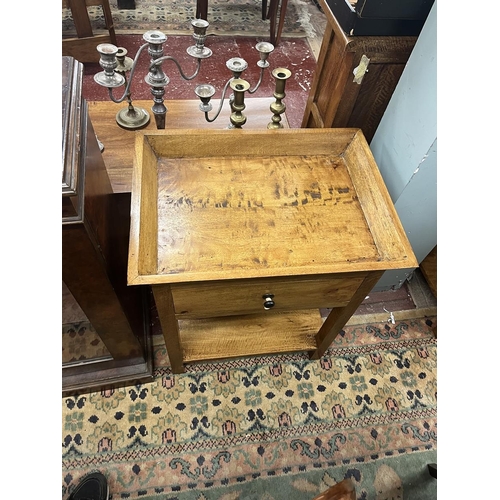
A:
[
  {"xmin": 127, "ymin": 128, "xmax": 417, "ymax": 373},
  {"xmin": 301, "ymin": 0, "xmax": 417, "ymax": 143}
]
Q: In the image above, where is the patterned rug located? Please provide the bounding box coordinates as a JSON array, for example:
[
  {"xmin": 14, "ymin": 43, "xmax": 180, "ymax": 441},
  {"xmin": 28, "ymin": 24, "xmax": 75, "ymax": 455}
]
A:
[
  {"xmin": 62, "ymin": 322, "xmax": 111, "ymax": 365},
  {"xmin": 62, "ymin": 309, "xmax": 437, "ymax": 499},
  {"xmin": 62, "ymin": 0, "xmax": 314, "ymax": 38}
]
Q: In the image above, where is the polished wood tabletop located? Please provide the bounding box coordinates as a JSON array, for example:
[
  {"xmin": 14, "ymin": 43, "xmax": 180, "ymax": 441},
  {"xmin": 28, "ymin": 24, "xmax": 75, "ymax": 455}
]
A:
[{"xmin": 88, "ymin": 98, "xmax": 286, "ymax": 193}]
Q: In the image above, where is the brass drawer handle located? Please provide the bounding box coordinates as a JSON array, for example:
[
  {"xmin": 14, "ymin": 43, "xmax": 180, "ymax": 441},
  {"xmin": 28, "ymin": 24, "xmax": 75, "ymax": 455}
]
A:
[{"xmin": 263, "ymin": 293, "xmax": 275, "ymax": 310}]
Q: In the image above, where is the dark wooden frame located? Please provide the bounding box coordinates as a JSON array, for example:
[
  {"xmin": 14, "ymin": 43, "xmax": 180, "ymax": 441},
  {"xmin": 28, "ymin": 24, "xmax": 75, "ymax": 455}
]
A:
[
  {"xmin": 62, "ymin": 57, "xmax": 153, "ymax": 395},
  {"xmin": 302, "ymin": 0, "xmax": 417, "ymax": 143}
]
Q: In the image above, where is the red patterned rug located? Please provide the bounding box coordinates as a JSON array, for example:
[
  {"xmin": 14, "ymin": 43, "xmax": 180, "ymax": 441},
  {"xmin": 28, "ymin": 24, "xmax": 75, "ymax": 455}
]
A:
[{"xmin": 62, "ymin": 309, "xmax": 437, "ymax": 499}]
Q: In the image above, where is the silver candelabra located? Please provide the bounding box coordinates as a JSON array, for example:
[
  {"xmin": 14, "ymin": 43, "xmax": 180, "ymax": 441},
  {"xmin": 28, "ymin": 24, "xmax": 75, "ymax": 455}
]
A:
[{"xmin": 94, "ymin": 19, "xmax": 212, "ymax": 129}]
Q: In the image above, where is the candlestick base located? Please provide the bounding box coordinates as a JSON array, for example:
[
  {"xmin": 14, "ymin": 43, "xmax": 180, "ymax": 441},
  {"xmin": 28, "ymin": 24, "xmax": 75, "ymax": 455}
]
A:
[
  {"xmin": 116, "ymin": 106, "xmax": 151, "ymax": 130},
  {"xmin": 186, "ymin": 45, "xmax": 213, "ymax": 59}
]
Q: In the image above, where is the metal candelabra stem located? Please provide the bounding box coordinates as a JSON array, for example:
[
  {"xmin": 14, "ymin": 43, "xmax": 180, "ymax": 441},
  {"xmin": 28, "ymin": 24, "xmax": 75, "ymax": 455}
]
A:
[
  {"xmin": 268, "ymin": 68, "xmax": 292, "ymax": 129},
  {"xmin": 114, "ymin": 47, "xmax": 150, "ymax": 129},
  {"xmin": 142, "ymin": 30, "xmax": 170, "ymax": 129}
]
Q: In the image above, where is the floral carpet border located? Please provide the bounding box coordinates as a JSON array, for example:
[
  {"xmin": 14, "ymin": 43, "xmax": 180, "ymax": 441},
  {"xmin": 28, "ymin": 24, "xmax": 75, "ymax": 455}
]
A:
[{"xmin": 62, "ymin": 312, "xmax": 437, "ymax": 499}]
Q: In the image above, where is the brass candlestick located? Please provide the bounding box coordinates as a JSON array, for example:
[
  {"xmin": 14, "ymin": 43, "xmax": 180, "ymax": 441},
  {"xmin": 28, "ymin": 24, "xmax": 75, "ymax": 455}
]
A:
[
  {"xmin": 268, "ymin": 67, "xmax": 292, "ymax": 129},
  {"xmin": 229, "ymin": 79, "xmax": 251, "ymax": 128}
]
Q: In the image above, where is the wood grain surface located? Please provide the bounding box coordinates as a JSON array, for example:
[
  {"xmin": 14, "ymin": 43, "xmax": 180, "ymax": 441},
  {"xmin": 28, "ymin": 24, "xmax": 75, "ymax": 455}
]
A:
[
  {"xmin": 178, "ymin": 310, "xmax": 322, "ymax": 363},
  {"xmin": 88, "ymin": 98, "xmax": 287, "ymax": 193},
  {"xmin": 302, "ymin": 2, "xmax": 416, "ymax": 142},
  {"xmin": 128, "ymin": 128, "xmax": 417, "ymax": 285},
  {"xmin": 170, "ymin": 274, "xmax": 364, "ymax": 318}
]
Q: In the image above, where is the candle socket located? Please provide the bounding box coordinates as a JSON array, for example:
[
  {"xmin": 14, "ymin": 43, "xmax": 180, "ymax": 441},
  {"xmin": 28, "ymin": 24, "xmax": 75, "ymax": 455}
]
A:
[
  {"xmin": 195, "ymin": 84, "xmax": 216, "ymax": 112},
  {"xmin": 255, "ymin": 42, "xmax": 274, "ymax": 69},
  {"xmin": 187, "ymin": 19, "xmax": 212, "ymax": 58},
  {"xmin": 94, "ymin": 44, "xmax": 125, "ymax": 88}
]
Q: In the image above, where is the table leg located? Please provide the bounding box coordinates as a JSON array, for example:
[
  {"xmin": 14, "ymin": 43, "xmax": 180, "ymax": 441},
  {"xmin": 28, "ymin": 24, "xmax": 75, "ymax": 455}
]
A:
[
  {"xmin": 267, "ymin": 0, "xmax": 288, "ymax": 45},
  {"xmin": 196, "ymin": 0, "xmax": 208, "ymax": 19},
  {"xmin": 311, "ymin": 271, "xmax": 384, "ymax": 359},
  {"xmin": 117, "ymin": 0, "xmax": 135, "ymax": 9},
  {"xmin": 274, "ymin": 0, "xmax": 289, "ymax": 46},
  {"xmin": 153, "ymin": 285, "xmax": 186, "ymax": 374},
  {"xmin": 68, "ymin": 0, "xmax": 93, "ymax": 38},
  {"xmin": 102, "ymin": 0, "xmax": 117, "ymax": 44}
]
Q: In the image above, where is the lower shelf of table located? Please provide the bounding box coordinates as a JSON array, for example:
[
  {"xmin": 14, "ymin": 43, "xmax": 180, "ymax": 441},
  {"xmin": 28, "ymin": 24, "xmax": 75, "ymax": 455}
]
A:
[{"xmin": 177, "ymin": 309, "xmax": 323, "ymax": 364}]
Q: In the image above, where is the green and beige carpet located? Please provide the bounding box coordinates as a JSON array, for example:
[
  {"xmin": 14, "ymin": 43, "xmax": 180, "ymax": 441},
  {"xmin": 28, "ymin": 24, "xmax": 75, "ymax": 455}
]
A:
[
  {"xmin": 62, "ymin": 309, "xmax": 437, "ymax": 499},
  {"xmin": 61, "ymin": 0, "xmax": 314, "ymax": 38}
]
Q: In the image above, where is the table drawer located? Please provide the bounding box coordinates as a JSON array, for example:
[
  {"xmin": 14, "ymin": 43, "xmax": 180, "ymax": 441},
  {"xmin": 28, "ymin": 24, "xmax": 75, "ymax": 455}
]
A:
[{"xmin": 171, "ymin": 275, "xmax": 365, "ymax": 319}]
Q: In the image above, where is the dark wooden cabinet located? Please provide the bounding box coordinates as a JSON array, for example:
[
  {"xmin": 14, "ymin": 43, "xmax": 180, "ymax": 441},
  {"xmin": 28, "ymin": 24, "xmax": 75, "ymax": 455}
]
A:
[
  {"xmin": 62, "ymin": 56, "xmax": 153, "ymax": 395},
  {"xmin": 325, "ymin": 0, "xmax": 434, "ymax": 37},
  {"xmin": 302, "ymin": 0, "xmax": 418, "ymax": 143}
]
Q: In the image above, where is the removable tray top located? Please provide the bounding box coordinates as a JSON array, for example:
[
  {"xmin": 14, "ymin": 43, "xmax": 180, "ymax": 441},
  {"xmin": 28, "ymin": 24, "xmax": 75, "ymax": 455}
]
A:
[{"xmin": 128, "ymin": 128, "xmax": 417, "ymax": 285}]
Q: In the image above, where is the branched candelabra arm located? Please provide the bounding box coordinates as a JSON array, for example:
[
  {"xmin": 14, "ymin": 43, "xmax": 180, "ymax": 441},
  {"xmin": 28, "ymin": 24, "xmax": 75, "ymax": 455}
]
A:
[
  {"xmin": 112, "ymin": 46, "xmax": 151, "ymax": 130},
  {"xmin": 149, "ymin": 56, "xmax": 202, "ymax": 81},
  {"xmin": 248, "ymin": 41, "xmax": 275, "ymax": 94},
  {"xmin": 99, "ymin": 43, "xmax": 150, "ymax": 103},
  {"xmin": 247, "ymin": 67, "xmax": 265, "ymax": 94},
  {"xmin": 195, "ymin": 78, "xmax": 233, "ymax": 123}
]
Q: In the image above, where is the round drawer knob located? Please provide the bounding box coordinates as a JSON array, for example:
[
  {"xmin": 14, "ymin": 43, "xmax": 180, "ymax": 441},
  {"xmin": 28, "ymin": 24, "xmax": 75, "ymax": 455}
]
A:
[{"xmin": 263, "ymin": 293, "xmax": 275, "ymax": 310}]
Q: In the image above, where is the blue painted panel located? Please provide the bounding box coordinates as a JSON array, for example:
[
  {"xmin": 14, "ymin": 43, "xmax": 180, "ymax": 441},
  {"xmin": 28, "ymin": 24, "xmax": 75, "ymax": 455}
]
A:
[
  {"xmin": 369, "ymin": 2, "xmax": 437, "ymax": 290},
  {"xmin": 370, "ymin": 1, "xmax": 437, "ymax": 203}
]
